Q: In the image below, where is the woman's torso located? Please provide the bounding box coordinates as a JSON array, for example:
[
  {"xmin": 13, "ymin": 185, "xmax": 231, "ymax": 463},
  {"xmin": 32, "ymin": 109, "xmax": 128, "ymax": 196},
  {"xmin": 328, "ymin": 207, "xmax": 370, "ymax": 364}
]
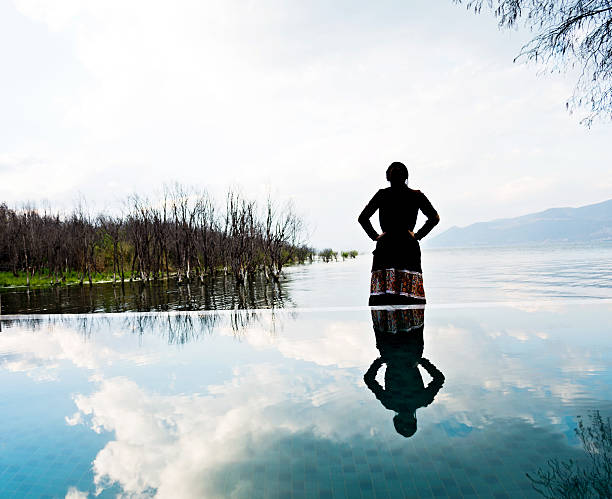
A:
[{"xmin": 377, "ymin": 186, "xmax": 422, "ymax": 235}]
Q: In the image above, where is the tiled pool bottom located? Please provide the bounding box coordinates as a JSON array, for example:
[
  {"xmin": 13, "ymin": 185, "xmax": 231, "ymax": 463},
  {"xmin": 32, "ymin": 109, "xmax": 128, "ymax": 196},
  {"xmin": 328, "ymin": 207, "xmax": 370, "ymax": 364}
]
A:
[{"xmin": 1, "ymin": 302, "xmax": 611, "ymax": 498}]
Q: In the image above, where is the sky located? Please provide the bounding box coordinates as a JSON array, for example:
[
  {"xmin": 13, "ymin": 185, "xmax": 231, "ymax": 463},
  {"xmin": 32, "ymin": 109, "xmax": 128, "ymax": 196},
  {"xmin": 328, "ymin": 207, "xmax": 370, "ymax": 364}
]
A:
[{"xmin": 1, "ymin": 0, "xmax": 610, "ymax": 250}]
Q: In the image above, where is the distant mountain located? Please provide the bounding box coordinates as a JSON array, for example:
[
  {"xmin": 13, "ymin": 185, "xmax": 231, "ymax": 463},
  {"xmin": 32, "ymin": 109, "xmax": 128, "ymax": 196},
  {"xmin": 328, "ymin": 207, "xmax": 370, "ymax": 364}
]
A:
[{"xmin": 426, "ymin": 198, "xmax": 612, "ymax": 248}]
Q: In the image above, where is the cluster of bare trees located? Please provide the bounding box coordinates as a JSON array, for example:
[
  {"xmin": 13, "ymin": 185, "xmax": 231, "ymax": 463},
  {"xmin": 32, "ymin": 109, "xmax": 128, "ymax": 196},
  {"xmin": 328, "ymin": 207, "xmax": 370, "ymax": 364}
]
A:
[{"xmin": 0, "ymin": 185, "xmax": 315, "ymax": 287}]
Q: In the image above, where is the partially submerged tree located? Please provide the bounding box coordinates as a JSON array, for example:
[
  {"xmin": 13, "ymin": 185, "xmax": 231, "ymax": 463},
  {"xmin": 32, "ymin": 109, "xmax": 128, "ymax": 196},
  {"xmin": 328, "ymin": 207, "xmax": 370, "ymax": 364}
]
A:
[
  {"xmin": 455, "ymin": 0, "xmax": 612, "ymax": 125},
  {"xmin": 341, "ymin": 250, "xmax": 358, "ymax": 260},
  {"xmin": 263, "ymin": 196, "xmax": 303, "ymax": 281},
  {"xmin": 318, "ymin": 248, "xmax": 338, "ymax": 263}
]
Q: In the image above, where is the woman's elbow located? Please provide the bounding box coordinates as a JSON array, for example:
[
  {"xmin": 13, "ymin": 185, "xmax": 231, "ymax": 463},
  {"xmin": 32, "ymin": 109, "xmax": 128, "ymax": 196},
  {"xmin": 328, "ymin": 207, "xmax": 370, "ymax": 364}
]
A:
[{"xmin": 432, "ymin": 213, "xmax": 440, "ymax": 225}]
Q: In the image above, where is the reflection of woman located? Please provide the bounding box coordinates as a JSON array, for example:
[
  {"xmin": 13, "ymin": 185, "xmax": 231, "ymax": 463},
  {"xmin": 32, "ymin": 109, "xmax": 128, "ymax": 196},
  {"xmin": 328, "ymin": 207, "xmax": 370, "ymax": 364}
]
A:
[
  {"xmin": 364, "ymin": 309, "xmax": 444, "ymax": 438},
  {"xmin": 358, "ymin": 162, "xmax": 440, "ymax": 305}
]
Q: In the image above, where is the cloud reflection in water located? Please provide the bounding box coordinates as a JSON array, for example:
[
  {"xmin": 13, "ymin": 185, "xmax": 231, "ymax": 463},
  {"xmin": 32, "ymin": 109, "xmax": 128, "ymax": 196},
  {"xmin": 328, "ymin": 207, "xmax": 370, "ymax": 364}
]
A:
[{"xmin": 1, "ymin": 304, "xmax": 612, "ymax": 497}]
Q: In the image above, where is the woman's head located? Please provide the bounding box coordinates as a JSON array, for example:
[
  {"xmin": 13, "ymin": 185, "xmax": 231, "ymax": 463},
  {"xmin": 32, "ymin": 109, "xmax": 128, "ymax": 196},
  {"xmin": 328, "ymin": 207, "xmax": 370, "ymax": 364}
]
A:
[
  {"xmin": 393, "ymin": 412, "xmax": 417, "ymax": 438},
  {"xmin": 386, "ymin": 162, "xmax": 408, "ymax": 186}
]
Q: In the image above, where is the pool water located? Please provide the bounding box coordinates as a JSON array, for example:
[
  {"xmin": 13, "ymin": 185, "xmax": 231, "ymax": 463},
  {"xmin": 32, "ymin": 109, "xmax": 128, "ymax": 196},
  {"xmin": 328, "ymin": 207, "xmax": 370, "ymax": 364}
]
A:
[{"xmin": 1, "ymin": 301, "xmax": 611, "ymax": 498}]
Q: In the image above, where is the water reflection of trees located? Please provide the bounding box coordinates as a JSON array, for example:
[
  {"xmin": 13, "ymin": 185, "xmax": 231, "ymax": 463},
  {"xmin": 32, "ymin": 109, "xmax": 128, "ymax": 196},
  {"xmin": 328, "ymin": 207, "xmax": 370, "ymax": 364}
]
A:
[
  {"xmin": 0, "ymin": 271, "xmax": 294, "ymax": 315},
  {"xmin": 0, "ymin": 308, "xmax": 296, "ymax": 345},
  {"xmin": 528, "ymin": 410, "xmax": 612, "ymax": 498}
]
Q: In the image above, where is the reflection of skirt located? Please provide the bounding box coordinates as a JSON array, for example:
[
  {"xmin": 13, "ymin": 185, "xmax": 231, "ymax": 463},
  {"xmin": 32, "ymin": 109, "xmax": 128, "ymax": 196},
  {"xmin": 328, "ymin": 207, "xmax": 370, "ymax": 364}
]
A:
[
  {"xmin": 371, "ymin": 308, "xmax": 425, "ymax": 367},
  {"xmin": 371, "ymin": 308, "xmax": 424, "ymax": 334},
  {"xmin": 369, "ymin": 234, "xmax": 426, "ymax": 306}
]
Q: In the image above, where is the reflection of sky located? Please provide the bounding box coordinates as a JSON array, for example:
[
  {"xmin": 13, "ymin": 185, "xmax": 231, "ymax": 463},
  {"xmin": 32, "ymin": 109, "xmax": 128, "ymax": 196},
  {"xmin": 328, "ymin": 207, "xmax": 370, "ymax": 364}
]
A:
[{"xmin": 1, "ymin": 304, "xmax": 612, "ymax": 497}]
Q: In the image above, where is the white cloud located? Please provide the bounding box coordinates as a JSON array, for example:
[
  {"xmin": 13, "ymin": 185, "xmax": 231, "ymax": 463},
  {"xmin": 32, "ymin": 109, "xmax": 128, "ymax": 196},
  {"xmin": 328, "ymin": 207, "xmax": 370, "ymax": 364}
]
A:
[
  {"xmin": 215, "ymin": 315, "xmax": 377, "ymax": 369},
  {"xmin": 65, "ymin": 486, "xmax": 89, "ymax": 499},
  {"xmin": 67, "ymin": 365, "xmax": 376, "ymax": 498},
  {"xmin": 0, "ymin": 322, "xmax": 158, "ymax": 380}
]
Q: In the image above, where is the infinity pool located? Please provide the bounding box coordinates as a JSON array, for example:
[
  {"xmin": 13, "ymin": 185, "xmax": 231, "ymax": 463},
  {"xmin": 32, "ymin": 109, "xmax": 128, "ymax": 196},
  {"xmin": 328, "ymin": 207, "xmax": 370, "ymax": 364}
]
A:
[{"xmin": 1, "ymin": 300, "xmax": 611, "ymax": 498}]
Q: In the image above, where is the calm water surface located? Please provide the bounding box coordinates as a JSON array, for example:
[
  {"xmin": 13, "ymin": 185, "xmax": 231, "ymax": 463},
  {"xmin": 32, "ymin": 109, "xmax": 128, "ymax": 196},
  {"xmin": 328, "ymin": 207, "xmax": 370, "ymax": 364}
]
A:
[
  {"xmin": 3, "ymin": 243, "xmax": 612, "ymax": 314},
  {"xmin": 1, "ymin": 244, "xmax": 612, "ymax": 498}
]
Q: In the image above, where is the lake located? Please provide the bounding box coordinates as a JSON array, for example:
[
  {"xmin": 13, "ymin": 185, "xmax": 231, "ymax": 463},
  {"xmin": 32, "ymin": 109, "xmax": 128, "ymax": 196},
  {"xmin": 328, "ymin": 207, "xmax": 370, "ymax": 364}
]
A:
[{"xmin": 1, "ymin": 243, "xmax": 612, "ymax": 498}]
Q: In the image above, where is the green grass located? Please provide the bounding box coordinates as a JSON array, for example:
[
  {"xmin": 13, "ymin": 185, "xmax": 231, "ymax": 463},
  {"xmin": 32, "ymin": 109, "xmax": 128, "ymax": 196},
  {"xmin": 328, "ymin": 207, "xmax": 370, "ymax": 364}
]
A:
[{"xmin": 0, "ymin": 270, "xmax": 118, "ymax": 289}]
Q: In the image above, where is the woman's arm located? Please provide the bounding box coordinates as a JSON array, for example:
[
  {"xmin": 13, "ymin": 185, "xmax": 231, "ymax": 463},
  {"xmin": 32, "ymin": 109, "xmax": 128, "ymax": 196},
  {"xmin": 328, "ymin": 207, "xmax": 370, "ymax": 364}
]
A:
[
  {"xmin": 364, "ymin": 357, "xmax": 385, "ymax": 398},
  {"xmin": 417, "ymin": 357, "xmax": 445, "ymax": 407},
  {"xmin": 358, "ymin": 191, "xmax": 382, "ymax": 241},
  {"xmin": 414, "ymin": 192, "xmax": 440, "ymax": 241}
]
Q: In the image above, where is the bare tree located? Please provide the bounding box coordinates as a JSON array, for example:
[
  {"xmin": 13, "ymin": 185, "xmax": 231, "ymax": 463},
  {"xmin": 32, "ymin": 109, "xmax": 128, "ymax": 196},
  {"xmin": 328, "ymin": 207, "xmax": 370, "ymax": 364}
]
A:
[
  {"xmin": 99, "ymin": 215, "xmax": 124, "ymax": 284},
  {"xmin": 455, "ymin": 0, "xmax": 612, "ymax": 124},
  {"xmin": 167, "ymin": 183, "xmax": 200, "ymax": 283},
  {"xmin": 192, "ymin": 190, "xmax": 218, "ymax": 281},
  {"xmin": 263, "ymin": 197, "xmax": 303, "ymax": 281},
  {"xmin": 224, "ymin": 189, "xmax": 260, "ymax": 284}
]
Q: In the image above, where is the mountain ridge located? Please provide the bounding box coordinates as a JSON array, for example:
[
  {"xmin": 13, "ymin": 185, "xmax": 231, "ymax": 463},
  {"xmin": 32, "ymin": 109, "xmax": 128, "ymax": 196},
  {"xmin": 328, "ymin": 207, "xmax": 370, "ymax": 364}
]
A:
[{"xmin": 425, "ymin": 198, "xmax": 612, "ymax": 248}]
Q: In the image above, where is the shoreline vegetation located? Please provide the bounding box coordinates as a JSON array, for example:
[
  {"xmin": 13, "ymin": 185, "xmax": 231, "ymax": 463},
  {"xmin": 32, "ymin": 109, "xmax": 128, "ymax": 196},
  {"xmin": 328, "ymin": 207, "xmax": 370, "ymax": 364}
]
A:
[
  {"xmin": 1, "ymin": 184, "xmax": 309, "ymax": 289},
  {"xmin": 0, "ymin": 184, "xmax": 358, "ymax": 290}
]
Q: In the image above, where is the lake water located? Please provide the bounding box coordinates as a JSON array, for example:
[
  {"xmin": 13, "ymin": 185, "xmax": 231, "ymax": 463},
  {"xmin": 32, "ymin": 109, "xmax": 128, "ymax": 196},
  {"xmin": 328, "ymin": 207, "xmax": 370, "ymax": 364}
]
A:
[
  {"xmin": 3, "ymin": 243, "xmax": 612, "ymax": 314},
  {"xmin": 1, "ymin": 244, "xmax": 612, "ymax": 498}
]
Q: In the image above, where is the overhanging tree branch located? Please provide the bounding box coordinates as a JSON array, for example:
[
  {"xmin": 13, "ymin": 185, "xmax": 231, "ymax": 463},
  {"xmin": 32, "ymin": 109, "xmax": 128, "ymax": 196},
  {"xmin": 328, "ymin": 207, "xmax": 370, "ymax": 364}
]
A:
[{"xmin": 454, "ymin": 0, "xmax": 612, "ymax": 125}]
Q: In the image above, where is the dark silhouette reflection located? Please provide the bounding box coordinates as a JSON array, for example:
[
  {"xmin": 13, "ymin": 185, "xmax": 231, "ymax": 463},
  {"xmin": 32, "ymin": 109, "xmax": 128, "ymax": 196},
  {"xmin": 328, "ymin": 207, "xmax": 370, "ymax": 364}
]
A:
[{"xmin": 364, "ymin": 308, "xmax": 444, "ymax": 438}]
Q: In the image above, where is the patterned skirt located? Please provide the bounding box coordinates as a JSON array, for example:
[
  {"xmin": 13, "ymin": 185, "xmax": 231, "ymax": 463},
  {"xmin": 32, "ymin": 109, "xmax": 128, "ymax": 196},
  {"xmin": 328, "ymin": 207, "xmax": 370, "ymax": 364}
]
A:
[{"xmin": 369, "ymin": 233, "xmax": 426, "ymax": 305}]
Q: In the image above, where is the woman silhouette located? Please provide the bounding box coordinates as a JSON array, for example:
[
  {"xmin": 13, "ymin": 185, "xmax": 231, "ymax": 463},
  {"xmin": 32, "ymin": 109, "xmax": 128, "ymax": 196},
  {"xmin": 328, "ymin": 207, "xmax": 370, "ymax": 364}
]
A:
[{"xmin": 358, "ymin": 162, "xmax": 440, "ymax": 305}]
